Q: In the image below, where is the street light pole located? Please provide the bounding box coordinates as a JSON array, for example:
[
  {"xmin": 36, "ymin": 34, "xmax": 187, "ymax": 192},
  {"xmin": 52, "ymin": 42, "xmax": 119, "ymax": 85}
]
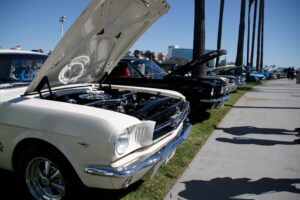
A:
[{"xmin": 59, "ymin": 16, "xmax": 66, "ymax": 38}]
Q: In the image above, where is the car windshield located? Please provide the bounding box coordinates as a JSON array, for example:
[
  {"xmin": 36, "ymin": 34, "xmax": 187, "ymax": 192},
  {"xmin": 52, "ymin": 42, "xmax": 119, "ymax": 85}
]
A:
[
  {"xmin": 0, "ymin": 53, "xmax": 47, "ymax": 88},
  {"xmin": 131, "ymin": 59, "xmax": 168, "ymax": 79}
]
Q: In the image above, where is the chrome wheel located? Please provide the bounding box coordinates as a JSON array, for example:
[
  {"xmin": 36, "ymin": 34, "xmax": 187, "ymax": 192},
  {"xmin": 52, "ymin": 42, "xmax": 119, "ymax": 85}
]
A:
[{"xmin": 25, "ymin": 157, "xmax": 65, "ymax": 200}]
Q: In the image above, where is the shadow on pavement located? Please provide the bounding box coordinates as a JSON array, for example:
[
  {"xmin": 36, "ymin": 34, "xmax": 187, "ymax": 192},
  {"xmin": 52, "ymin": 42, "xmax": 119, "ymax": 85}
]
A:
[
  {"xmin": 216, "ymin": 137, "xmax": 300, "ymax": 146},
  {"xmin": 0, "ymin": 169, "xmax": 143, "ymax": 200},
  {"xmin": 253, "ymin": 87, "xmax": 299, "ymax": 91},
  {"xmin": 215, "ymin": 126, "xmax": 297, "ymax": 136},
  {"xmin": 178, "ymin": 177, "xmax": 300, "ymax": 200},
  {"xmin": 232, "ymin": 105, "xmax": 300, "ymax": 109},
  {"xmin": 248, "ymin": 88, "xmax": 297, "ymax": 94},
  {"xmin": 261, "ymin": 83, "xmax": 293, "ymax": 87}
]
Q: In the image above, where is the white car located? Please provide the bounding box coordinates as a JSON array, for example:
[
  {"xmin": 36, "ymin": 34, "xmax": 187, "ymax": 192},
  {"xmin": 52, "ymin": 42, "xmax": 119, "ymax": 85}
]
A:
[{"xmin": 0, "ymin": 0, "xmax": 191, "ymax": 199}]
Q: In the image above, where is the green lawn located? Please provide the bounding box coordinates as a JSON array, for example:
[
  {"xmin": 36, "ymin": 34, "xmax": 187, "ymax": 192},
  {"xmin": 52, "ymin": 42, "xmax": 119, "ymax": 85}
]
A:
[{"xmin": 120, "ymin": 82, "xmax": 258, "ymax": 200}]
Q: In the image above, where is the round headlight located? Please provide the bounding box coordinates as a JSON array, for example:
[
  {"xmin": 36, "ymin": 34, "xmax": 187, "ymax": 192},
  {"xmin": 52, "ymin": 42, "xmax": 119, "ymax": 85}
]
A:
[{"xmin": 116, "ymin": 129, "xmax": 129, "ymax": 155}]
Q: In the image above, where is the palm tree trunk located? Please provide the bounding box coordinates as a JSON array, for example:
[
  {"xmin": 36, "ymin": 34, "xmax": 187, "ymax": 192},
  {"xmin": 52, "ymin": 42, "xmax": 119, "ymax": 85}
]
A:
[
  {"xmin": 250, "ymin": 0, "xmax": 258, "ymax": 67},
  {"xmin": 246, "ymin": 0, "xmax": 254, "ymax": 65},
  {"xmin": 235, "ymin": 0, "xmax": 246, "ymax": 67},
  {"xmin": 216, "ymin": 0, "xmax": 225, "ymax": 67},
  {"xmin": 192, "ymin": 0, "xmax": 206, "ymax": 78},
  {"xmin": 256, "ymin": 0, "xmax": 263, "ymax": 71},
  {"xmin": 259, "ymin": 0, "xmax": 264, "ymax": 72}
]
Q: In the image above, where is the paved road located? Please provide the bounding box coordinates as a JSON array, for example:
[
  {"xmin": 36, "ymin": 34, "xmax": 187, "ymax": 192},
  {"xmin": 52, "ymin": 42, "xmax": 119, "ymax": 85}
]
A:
[{"xmin": 165, "ymin": 79, "xmax": 300, "ymax": 200}]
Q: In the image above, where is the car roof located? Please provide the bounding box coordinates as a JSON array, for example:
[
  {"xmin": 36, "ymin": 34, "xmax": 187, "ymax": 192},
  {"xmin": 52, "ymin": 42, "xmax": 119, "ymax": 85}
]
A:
[
  {"xmin": 121, "ymin": 57, "xmax": 145, "ymax": 61},
  {"xmin": 0, "ymin": 49, "xmax": 47, "ymax": 56}
]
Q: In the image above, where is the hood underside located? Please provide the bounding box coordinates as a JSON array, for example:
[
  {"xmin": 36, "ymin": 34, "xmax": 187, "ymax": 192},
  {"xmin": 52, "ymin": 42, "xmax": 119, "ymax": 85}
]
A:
[
  {"xmin": 166, "ymin": 49, "xmax": 227, "ymax": 77},
  {"xmin": 26, "ymin": 0, "xmax": 169, "ymax": 94}
]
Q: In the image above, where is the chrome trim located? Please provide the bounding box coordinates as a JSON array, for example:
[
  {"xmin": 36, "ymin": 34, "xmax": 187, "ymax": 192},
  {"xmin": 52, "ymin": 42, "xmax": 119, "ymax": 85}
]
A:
[
  {"xmin": 199, "ymin": 94, "xmax": 229, "ymax": 103},
  {"xmin": 154, "ymin": 101, "xmax": 190, "ymax": 132},
  {"xmin": 237, "ymin": 81, "xmax": 246, "ymax": 88},
  {"xmin": 84, "ymin": 122, "xmax": 191, "ymax": 178},
  {"xmin": 25, "ymin": 157, "xmax": 65, "ymax": 199},
  {"xmin": 152, "ymin": 101, "xmax": 189, "ymax": 142}
]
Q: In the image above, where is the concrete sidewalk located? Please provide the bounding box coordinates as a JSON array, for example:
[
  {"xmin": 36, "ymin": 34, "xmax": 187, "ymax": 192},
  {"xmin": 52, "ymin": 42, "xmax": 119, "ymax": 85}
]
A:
[{"xmin": 164, "ymin": 79, "xmax": 300, "ymax": 200}]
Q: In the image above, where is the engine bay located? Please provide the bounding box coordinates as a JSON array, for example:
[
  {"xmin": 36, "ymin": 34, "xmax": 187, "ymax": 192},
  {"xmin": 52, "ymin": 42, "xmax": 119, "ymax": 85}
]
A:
[{"xmin": 46, "ymin": 86, "xmax": 185, "ymax": 123}]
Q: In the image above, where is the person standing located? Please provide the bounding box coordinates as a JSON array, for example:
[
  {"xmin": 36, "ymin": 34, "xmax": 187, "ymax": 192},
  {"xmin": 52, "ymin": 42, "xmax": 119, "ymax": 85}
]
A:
[
  {"xmin": 291, "ymin": 67, "xmax": 296, "ymax": 80},
  {"xmin": 287, "ymin": 67, "xmax": 291, "ymax": 80},
  {"xmin": 144, "ymin": 50, "xmax": 153, "ymax": 60},
  {"xmin": 133, "ymin": 50, "xmax": 143, "ymax": 59},
  {"xmin": 295, "ymin": 69, "xmax": 300, "ymax": 84}
]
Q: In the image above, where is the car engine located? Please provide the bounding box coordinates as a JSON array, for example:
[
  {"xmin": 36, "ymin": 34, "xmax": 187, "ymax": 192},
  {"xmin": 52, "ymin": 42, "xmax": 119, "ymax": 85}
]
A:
[{"xmin": 47, "ymin": 86, "xmax": 189, "ymax": 139}]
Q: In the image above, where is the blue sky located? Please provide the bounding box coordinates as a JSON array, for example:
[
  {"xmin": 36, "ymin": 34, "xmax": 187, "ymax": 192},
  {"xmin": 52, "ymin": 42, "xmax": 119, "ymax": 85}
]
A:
[{"xmin": 0, "ymin": 0, "xmax": 299, "ymax": 67}]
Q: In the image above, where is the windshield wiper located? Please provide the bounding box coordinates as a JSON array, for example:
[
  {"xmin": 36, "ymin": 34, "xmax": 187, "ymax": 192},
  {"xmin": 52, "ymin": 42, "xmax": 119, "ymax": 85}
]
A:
[
  {"xmin": 0, "ymin": 77, "xmax": 30, "ymax": 89},
  {"xmin": 0, "ymin": 83, "xmax": 29, "ymax": 89},
  {"xmin": 0, "ymin": 77, "xmax": 19, "ymax": 83}
]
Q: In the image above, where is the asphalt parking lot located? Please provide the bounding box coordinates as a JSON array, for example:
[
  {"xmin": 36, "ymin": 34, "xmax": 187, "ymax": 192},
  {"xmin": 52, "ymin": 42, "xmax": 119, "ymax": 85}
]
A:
[{"xmin": 165, "ymin": 79, "xmax": 300, "ymax": 200}]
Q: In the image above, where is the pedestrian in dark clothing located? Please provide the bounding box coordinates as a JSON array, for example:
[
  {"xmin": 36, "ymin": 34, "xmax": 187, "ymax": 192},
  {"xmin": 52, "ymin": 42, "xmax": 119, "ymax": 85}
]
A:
[
  {"xmin": 291, "ymin": 67, "xmax": 296, "ymax": 80},
  {"xmin": 287, "ymin": 67, "xmax": 291, "ymax": 80}
]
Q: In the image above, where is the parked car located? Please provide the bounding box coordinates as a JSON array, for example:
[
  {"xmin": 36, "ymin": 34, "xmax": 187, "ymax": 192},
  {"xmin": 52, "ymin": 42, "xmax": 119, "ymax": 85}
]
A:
[
  {"xmin": 159, "ymin": 63, "xmax": 182, "ymax": 73},
  {"xmin": 0, "ymin": 1, "xmax": 192, "ymax": 199},
  {"xmin": 241, "ymin": 72, "xmax": 262, "ymax": 82},
  {"xmin": 0, "ymin": 49, "xmax": 48, "ymax": 85},
  {"xmin": 251, "ymin": 71, "xmax": 266, "ymax": 80},
  {"xmin": 107, "ymin": 50, "xmax": 229, "ymax": 118},
  {"xmin": 207, "ymin": 70, "xmax": 238, "ymax": 93},
  {"xmin": 215, "ymin": 75, "xmax": 238, "ymax": 92},
  {"xmin": 240, "ymin": 67, "xmax": 265, "ymax": 82},
  {"xmin": 213, "ymin": 67, "xmax": 246, "ymax": 89}
]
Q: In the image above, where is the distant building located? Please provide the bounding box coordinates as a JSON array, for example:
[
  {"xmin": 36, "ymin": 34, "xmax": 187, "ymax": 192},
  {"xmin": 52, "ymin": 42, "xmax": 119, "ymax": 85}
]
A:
[
  {"xmin": 167, "ymin": 45, "xmax": 180, "ymax": 59},
  {"xmin": 171, "ymin": 48, "xmax": 193, "ymax": 60},
  {"xmin": 167, "ymin": 45, "xmax": 215, "ymax": 67}
]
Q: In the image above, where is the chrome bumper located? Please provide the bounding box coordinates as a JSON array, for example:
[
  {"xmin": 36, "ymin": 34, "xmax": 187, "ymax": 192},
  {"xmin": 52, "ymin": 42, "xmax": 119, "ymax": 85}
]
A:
[
  {"xmin": 84, "ymin": 122, "xmax": 191, "ymax": 187},
  {"xmin": 237, "ymin": 81, "xmax": 246, "ymax": 88},
  {"xmin": 227, "ymin": 83, "xmax": 238, "ymax": 92},
  {"xmin": 199, "ymin": 94, "xmax": 229, "ymax": 104}
]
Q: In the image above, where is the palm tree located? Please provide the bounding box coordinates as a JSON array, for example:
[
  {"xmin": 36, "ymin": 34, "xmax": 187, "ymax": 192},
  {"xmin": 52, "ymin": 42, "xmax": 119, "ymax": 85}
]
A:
[
  {"xmin": 235, "ymin": 0, "xmax": 246, "ymax": 67},
  {"xmin": 246, "ymin": 0, "xmax": 254, "ymax": 65},
  {"xmin": 256, "ymin": 0, "xmax": 263, "ymax": 71},
  {"xmin": 192, "ymin": 0, "xmax": 206, "ymax": 78},
  {"xmin": 250, "ymin": 0, "xmax": 258, "ymax": 67},
  {"xmin": 216, "ymin": 0, "xmax": 225, "ymax": 67},
  {"xmin": 259, "ymin": 0, "xmax": 264, "ymax": 72}
]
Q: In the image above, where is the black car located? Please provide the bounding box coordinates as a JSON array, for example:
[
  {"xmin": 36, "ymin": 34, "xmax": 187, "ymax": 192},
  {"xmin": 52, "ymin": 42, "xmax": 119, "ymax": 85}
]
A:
[
  {"xmin": 159, "ymin": 63, "xmax": 182, "ymax": 73},
  {"xmin": 105, "ymin": 50, "xmax": 229, "ymax": 118}
]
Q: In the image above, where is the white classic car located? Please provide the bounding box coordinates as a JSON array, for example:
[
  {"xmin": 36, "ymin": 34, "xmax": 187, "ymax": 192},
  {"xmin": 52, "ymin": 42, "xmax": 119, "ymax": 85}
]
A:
[{"xmin": 0, "ymin": 0, "xmax": 191, "ymax": 199}]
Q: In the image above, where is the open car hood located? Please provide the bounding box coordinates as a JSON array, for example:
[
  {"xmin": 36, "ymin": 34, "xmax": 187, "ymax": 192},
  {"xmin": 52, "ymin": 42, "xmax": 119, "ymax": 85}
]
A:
[
  {"xmin": 26, "ymin": 0, "xmax": 170, "ymax": 94},
  {"xmin": 166, "ymin": 49, "xmax": 227, "ymax": 77},
  {"xmin": 207, "ymin": 64, "xmax": 239, "ymax": 73}
]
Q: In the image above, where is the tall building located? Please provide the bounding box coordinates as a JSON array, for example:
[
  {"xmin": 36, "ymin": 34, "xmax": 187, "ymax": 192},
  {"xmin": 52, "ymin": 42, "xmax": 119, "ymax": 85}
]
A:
[
  {"xmin": 167, "ymin": 45, "xmax": 179, "ymax": 59},
  {"xmin": 167, "ymin": 45, "xmax": 215, "ymax": 67}
]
